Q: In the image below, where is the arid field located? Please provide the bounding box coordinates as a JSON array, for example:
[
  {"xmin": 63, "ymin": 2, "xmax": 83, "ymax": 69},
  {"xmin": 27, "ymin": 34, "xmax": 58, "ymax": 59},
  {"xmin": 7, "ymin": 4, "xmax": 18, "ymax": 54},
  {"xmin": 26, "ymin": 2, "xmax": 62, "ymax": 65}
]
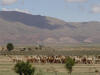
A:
[
  {"xmin": 1, "ymin": 45, "xmax": 100, "ymax": 55},
  {"xmin": 0, "ymin": 59, "xmax": 99, "ymax": 75},
  {"xmin": 0, "ymin": 54, "xmax": 100, "ymax": 75},
  {"xmin": 0, "ymin": 45, "xmax": 100, "ymax": 75}
]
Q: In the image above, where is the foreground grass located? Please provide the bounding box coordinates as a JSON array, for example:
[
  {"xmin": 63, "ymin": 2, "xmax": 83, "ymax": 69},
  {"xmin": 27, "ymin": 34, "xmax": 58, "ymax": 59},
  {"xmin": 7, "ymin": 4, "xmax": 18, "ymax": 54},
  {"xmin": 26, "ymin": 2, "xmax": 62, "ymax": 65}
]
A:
[
  {"xmin": 0, "ymin": 55, "xmax": 99, "ymax": 75},
  {"xmin": 0, "ymin": 70, "xmax": 96, "ymax": 75},
  {"xmin": 0, "ymin": 62, "xmax": 99, "ymax": 75}
]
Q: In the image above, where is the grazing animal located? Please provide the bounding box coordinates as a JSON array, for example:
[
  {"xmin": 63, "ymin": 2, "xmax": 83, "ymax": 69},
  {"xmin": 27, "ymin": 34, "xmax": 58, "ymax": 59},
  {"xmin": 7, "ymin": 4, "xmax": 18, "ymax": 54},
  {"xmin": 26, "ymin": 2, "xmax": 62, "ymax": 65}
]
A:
[{"xmin": 7, "ymin": 55, "xmax": 100, "ymax": 64}]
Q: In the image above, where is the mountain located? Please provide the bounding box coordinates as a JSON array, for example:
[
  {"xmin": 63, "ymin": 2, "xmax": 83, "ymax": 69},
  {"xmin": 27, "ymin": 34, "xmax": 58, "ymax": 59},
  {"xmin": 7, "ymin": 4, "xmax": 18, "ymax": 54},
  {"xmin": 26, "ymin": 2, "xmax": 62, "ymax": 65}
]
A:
[{"xmin": 0, "ymin": 11, "xmax": 100, "ymax": 45}]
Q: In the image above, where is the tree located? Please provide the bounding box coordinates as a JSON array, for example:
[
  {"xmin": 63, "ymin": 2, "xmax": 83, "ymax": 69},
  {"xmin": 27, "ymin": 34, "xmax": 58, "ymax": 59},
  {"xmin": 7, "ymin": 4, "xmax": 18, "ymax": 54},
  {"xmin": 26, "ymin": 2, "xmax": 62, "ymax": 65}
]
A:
[
  {"xmin": 23, "ymin": 62, "xmax": 35, "ymax": 75},
  {"xmin": 14, "ymin": 62, "xmax": 25, "ymax": 75},
  {"xmin": 14, "ymin": 61, "xmax": 35, "ymax": 75},
  {"xmin": 65, "ymin": 57, "xmax": 75, "ymax": 75},
  {"xmin": 7, "ymin": 43, "xmax": 14, "ymax": 51}
]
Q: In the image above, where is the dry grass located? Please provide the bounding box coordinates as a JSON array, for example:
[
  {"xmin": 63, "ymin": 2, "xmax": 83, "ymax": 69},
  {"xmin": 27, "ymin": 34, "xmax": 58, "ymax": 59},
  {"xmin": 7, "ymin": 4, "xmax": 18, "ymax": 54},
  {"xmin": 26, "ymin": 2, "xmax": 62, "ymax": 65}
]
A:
[{"xmin": 0, "ymin": 55, "xmax": 99, "ymax": 75}]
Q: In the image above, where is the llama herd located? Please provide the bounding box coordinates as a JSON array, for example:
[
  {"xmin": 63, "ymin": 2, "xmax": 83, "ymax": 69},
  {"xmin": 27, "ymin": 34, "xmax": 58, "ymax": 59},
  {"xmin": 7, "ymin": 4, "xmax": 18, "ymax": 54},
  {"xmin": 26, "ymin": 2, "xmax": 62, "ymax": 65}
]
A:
[{"xmin": 6, "ymin": 55, "xmax": 100, "ymax": 64}]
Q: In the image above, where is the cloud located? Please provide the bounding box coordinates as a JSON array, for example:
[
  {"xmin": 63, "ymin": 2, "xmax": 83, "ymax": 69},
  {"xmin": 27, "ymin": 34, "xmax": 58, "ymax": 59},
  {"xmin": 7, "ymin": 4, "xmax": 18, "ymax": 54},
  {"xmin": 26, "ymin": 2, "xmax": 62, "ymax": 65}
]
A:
[
  {"xmin": 66, "ymin": 0, "xmax": 88, "ymax": 3},
  {"xmin": 2, "ymin": 8, "xmax": 31, "ymax": 14},
  {"xmin": 92, "ymin": 5, "xmax": 100, "ymax": 13},
  {"xmin": 1, "ymin": 0, "xmax": 18, "ymax": 5}
]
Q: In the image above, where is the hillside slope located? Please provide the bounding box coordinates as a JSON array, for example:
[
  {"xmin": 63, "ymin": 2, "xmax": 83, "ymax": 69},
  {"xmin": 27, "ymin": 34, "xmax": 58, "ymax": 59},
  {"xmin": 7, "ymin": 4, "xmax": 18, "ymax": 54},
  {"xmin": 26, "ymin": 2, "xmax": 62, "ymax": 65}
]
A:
[{"xmin": 0, "ymin": 11, "xmax": 100, "ymax": 45}]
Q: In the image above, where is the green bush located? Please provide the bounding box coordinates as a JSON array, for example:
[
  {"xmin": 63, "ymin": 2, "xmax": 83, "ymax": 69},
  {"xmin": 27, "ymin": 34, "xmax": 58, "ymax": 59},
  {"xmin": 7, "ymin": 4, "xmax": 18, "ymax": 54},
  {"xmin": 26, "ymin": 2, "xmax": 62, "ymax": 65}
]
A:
[
  {"xmin": 65, "ymin": 57, "xmax": 75, "ymax": 75},
  {"xmin": 14, "ymin": 61, "xmax": 35, "ymax": 75},
  {"xmin": 7, "ymin": 43, "xmax": 14, "ymax": 51}
]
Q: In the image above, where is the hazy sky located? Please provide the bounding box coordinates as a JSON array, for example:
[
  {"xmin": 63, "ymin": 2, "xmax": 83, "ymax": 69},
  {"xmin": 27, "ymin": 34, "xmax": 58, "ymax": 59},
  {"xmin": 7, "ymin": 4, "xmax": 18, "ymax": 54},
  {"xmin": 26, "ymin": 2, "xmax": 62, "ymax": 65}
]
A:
[{"xmin": 0, "ymin": 0, "xmax": 100, "ymax": 22}]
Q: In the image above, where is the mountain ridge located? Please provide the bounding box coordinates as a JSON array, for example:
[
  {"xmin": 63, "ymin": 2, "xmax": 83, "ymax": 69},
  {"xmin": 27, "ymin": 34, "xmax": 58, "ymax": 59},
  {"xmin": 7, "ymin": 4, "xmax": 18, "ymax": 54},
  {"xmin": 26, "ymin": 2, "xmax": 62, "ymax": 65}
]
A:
[{"xmin": 0, "ymin": 11, "xmax": 100, "ymax": 45}]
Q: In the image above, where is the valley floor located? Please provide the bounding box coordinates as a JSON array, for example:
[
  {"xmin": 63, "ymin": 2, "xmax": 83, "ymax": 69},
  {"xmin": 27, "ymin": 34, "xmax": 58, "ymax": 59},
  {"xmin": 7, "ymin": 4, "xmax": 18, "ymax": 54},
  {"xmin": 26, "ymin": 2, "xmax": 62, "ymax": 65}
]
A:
[{"xmin": 0, "ymin": 55, "xmax": 100, "ymax": 75}]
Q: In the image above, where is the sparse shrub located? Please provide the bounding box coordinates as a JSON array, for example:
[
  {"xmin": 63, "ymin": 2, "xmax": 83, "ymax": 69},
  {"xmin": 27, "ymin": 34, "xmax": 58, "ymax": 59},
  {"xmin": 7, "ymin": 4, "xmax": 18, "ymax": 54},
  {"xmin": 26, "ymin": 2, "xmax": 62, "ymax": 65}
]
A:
[
  {"xmin": 35, "ymin": 47, "xmax": 38, "ymax": 50},
  {"xmin": 65, "ymin": 57, "xmax": 75, "ymax": 75},
  {"xmin": 39, "ymin": 45, "xmax": 43, "ymax": 50},
  {"xmin": 7, "ymin": 43, "xmax": 14, "ymax": 51},
  {"xmin": 14, "ymin": 61, "xmax": 35, "ymax": 75},
  {"xmin": 95, "ymin": 69, "xmax": 99, "ymax": 73}
]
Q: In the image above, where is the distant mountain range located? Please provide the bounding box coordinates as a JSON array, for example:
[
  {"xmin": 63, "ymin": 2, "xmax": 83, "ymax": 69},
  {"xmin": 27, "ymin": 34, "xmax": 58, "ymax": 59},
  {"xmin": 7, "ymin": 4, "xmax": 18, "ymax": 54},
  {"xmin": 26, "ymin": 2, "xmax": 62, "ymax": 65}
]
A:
[{"xmin": 0, "ymin": 11, "xmax": 100, "ymax": 45}]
